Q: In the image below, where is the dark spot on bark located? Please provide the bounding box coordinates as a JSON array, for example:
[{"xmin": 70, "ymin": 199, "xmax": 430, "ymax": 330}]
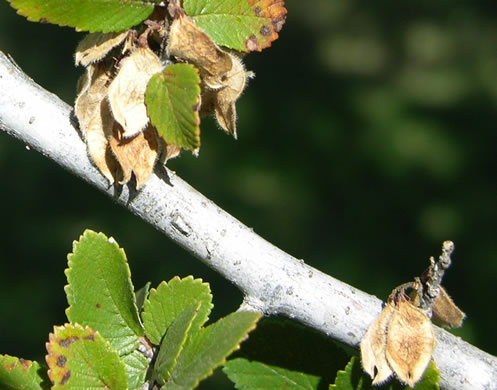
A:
[
  {"xmin": 260, "ymin": 25, "xmax": 272, "ymax": 37},
  {"xmin": 245, "ymin": 35, "xmax": 259, "ymax": 52},
  {"xmin": 56, "ymin": 355, "xmax": 67, "ymax": 368},
  {"xmin": 254, "ymin": 6, "xmax": 261, "ymax": 16},
  {"xmin": 272, "ymin": 16, "xmax": 286, "ymax": 32},
  {"xmin": 60, "ymin": 370, "xmax": 71, "ymax": 385}
]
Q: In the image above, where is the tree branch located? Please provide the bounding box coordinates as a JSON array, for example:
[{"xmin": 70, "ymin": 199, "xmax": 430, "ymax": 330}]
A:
[{"xmin": 0, "ymin": 51, "xmax": 495, "ymax": 389}]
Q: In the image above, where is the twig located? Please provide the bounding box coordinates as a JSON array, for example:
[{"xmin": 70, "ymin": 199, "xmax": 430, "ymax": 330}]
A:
[{"xmin": 0, "ymin": 51, "xmax": 496, "ymax": 390}]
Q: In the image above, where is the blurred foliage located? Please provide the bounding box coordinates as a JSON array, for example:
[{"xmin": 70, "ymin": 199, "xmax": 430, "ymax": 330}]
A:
[{"xmin": 1, "ymin": 0, "xmax": 497, "ymax": 387}]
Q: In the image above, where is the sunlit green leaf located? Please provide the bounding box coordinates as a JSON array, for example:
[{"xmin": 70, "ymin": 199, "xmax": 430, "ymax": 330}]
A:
[
  {"xmin": 142, "ymin": 276, "xmax": 212, "ymax": 345},
  {"xmin": 7, "ymin": 0, "xmax": 156, "ymax": 32},
  {"xmin": 0, "ymin": 355, "xmax": 49, "ymax": 390},
  {"xmin": 184, "ymin": 0, "xmax": 287, "ymax": 52},
  {"xmin": 145, "ymin": 63, "xmax": 201, "ymax": 150},
  {"xmin": 65, "ymin": 230, "xmax": 143, "ymax": 356}
]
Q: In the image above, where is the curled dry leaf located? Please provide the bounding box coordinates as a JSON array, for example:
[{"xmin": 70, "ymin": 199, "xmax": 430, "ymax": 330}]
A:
[
  {"xmin": 110, "ymin": 123, "xmax": 159, "ymax": 189},
  {"xmin": 385, "ymin": 298, "xmax": 435, "ymax": 387},
  {"xmin": 213, "ymin": 54, "xmax": 249, "ymax": 137},
  {"xmin": 75, "ymin": 63, "xmax": 111, "ymax": 136},
  {"xmin": 75, "ymin": 63, "xmax": 119, "ymax": 184},
  {"xmin": 107, "ymin": 47, "xmax": 162, "ymax": 138},
  {"xmin": 75, "ymin": 31, "xmax": 128, "ymax": 67},
  {"xmin": 431, "ymin": 287, "xmax": 466, "ymax": 328},
  {"xmin": 168, "ymin": 15, "xmax": 232, "ymax": 87},
  {"xmin": 86, "ymin": 100, "xmax": 119, "ymax": 184},
  {"xmin": 360, "ymin": 303, "xmax": 394, "ymax": 385}
]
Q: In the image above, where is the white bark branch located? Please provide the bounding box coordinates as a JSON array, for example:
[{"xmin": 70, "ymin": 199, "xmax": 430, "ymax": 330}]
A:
[{"xmin": 0, "ymin": 51, "xmax": 495, "ymax": 389}]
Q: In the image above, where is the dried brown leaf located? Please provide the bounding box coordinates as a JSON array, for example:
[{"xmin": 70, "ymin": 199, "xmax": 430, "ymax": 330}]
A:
[
  {"xmin": 168, "ymin": 15, "xmax": 232, "ymax": 86},
  {"xmin": 158, "ymin": 137, "xmax": 182, "ymax": 165},
  {"xmin": 360, "ymin": 303, "xmax": 394, "ymax": 385},
  {"xmin": 75, "ymin": 63, "xmax": 111, "ymax": 137},
  {"xmin": 109, "ymin": 123, "xmax": 159, "ymax": 189},
  {"xmin": 213, "ymin": 54, "xmax": 248, "ymax": 137},
  {"xmin": 385, "ymin": 298, "xmax": 435, "ymax": 387},
  {"xmin": 75, "ymin": 31, "xmax": 128, "ymax": 67},
  {"xmin": 86, "ymin": 100, "xmax": 119, "ymax": 184},
  {"xmin": 107, "ymin": 47, "xmax": 162, "ymax": 138},
  {"xmin": 432, "ymin": 287, "xmax": 466, "ymax": 328}
]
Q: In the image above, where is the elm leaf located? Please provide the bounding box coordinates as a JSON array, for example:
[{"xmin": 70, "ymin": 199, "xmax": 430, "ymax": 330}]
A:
[
  {"xmin": 7, "ymin": 0, "xmax": 156, "ymax": 33},
  {"xmin": 163, "ymin": 311, "xmax": 262, "ymax": 390},
  {"xmin": 0, "ymin": 355, "xmax": 50, "ymax": 390},
  {"xmin": 46, "ymin": 324, "xmax": 127, "ymax": 390},
  {"xmin": 145, "ymin": 64, "xmax": 201, "ymax": 151},
  {"xmin": 224, "ymin": 358, "xmax": 320, "ymax": 389},
  {"xmin": 65, "ymin": 230, "xmax": 144, "ymax": 356},
  {"xmin": 153, "ymin": 303, "xmax": 201, "ymax": 385},
  {"xmin": 183, "ymin": 0, "xmax": 287, "ymax": 52},
  {"xmin": 142, "ymin": 276, "xmax": 212, "ymax": 345}
]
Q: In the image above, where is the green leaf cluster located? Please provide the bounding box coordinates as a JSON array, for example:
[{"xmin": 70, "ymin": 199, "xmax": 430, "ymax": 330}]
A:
[{"xmin": 0, "ymin": 230, "xmax": 260, "ymax": 389}]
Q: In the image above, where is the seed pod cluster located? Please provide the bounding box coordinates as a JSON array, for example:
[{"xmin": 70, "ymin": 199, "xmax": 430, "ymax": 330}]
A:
[
  {"xmin": 360, "ymin": 292, "xmax": 435, "ymax": 387},
  {"xmin": 74, "ymin": 6, "xmax": 252, "ymax": 188}
]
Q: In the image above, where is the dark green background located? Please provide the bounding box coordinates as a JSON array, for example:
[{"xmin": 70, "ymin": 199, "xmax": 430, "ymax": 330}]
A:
[{"xmin": 1, "ymin": 0, "xmax": 496, "ymax": 387}]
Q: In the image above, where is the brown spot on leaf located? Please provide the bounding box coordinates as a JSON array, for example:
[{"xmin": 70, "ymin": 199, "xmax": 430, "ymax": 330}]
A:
[
  {"xmin": 96, "ymin": 303, "xmax": 101, "ymax": 309},
  {"xmin": 260, "ymin": 25, "xmax": 271, "ymax": 37},
  {"xmin": 272, "ymin": 16, "xmax": 286, "ymax": 32},
  {"xmin": 84, "ymin": 334, "xmax": 95, "ymax": 341},
  {"xmin": 245, "ymin": 35, "xmax": 259, "ymax": 52},
  {"xmin": 60, "ymin": 370, "xmax": 71, "ymax": 386},
  {"xmin": 59, "ymin": 336, "xmax": 79, "ymax": 348},
  {"xmin": 56, "ymin": 355, "xmax": 67, "ymax": 368},
  {"xmin": 254, "ymin": 6, "xmax": 262, "ymax": 16},
  {"xmin": 19, "ymin": 359, "xmax": 30, "ymax": 370}
]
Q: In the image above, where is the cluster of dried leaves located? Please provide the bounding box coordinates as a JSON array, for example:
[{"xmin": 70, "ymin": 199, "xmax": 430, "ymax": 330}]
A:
[
  {"xmin": 360, "ymin": 248, "xmax": 465, "ymax": 387},
  {"xmin": 74, "ymin": 5, "xmax": 261, "ymax": 189}
]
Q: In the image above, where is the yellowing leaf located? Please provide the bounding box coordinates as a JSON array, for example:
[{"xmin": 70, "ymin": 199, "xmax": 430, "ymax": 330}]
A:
[
  {"xmin": 109, "ymin": 123, "xmax": 159, "ymax": 189},
  {"xmin": 108, "ymin": 47, "xmax": 162, "ymax": 138},
  {"xmin": 184, "ymin": 0, "xmax": 287, "ymax": 52},
  {"xmin": 75, "ymin": 31, "xmax": 128, "ymax": 66}
]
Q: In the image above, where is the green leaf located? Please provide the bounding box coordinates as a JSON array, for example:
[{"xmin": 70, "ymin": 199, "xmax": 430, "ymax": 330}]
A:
[
  {"xmin": 135, "ymin": 282, "xmax": 151, "ymax": 312},
  {"xmin": 0, "ymin": 355, "xmax": 50, "ymax": 390},
  {"xmin": 122, "ymin": 347, "xmax": 150, "ymax": 390},
  {"xmin": 163, "ymin": 311, "xmax": 262, "ymax": 390},
  {"xmin": 184, "ymin": 0, "xmax": 287, "ymax": 52},
  {"xmin": 7, "ymin": 0, "xmax": 155, "ymax": 33},
  {"xmin": 46, "ymin": 324, "xmax": 128, "ymax": 390},
  {"xmin": 142, "ymin": 276, "xmax": 212, "ymax": 345},
  {"xmin": 225, "ymin": 317, "xmax": 349, "ymax": 389},
  {"xmin": 153, "ymin": 303, "xmax": 201, "ymax": 385},
  {"xmin": 224, "ymin": 358, "xmax": 321, "ymax": 389},
  {"xmin": 330, "ymin": 357, "xmax": 440, "ymax": 390},
  {"xmin": 145, "ymin": 63, "xmax": 201, "ymax": 150},
  {"xmin": 65, "ymin": 230, "xmax": 143, "ymax": 356}
]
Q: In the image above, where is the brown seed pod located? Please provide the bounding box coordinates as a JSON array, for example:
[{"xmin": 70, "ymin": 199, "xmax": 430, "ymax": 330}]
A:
[
  {"xmin": 432, "ymin": 287, "xmax": 466, "ymax": 328},
  {"xmin": 107, "ymin": 47, "xmax": 162, "ymax": 138},
  {"xmin": 75, "ymin": 31, "xmax": 128, "ymax": 67},
  {"xmin": 385, "ymin": 298, "xmax": 435, "ymax": 387},
  {"xmin": 360, "ymin": 303, "xmax": 395, "ymax": 385}
]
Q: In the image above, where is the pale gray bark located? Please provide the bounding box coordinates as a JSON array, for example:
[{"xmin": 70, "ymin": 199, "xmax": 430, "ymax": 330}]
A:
[{"xmin": 0, "ymin": 51, "xmax": 495, "ymax": 389}]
